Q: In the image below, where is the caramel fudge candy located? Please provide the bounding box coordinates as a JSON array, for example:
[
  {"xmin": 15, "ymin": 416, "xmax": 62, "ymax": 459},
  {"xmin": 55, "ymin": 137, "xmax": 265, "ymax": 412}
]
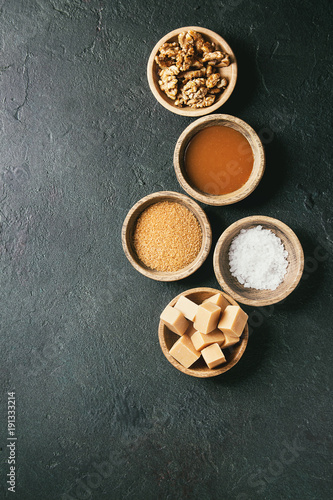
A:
[
  {"xmin": 188, "ymin": 328, "xmax": 225, "ymax": 352},
  {"xmin": 174, "ymin": 295, "xmax": 198, "ymax": 322},
  {"xmin": 194, "ymin": 302, "xmax": 221, "ymax": 334},
  {"xmin": 203, "ymin": 293, "xmax": 229, "ymax": 312},
  {"xmin": 218, "ymin": 305, "xmax": 248, "ymax": 337},
  {"xmin": 169, "ymin": 334, "xmax": 201, "ymax": 368},
  {"xmin": 221, "ymin": 331, "xmax": 240, "ymax": 348},
  {"xmin": 160, "ymin": 305, "xmax": 189, "ymax": 336},
  {"xmin": 201, "ymin": 343, "xmax": 226, "ymax": 369}
]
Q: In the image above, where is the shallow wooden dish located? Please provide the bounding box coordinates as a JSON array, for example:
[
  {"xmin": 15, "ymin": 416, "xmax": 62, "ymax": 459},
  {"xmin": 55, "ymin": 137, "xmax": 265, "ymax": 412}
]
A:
[
  {"xmin": 213, "ymin": 216, "xmax": 304, "ymax": 306},
  {"xmin": 173, "ymin": 114, "xmax": 265, "ymax": 206},
  {"xmin": 122, "ymin": 191, "xmax": 212, "ymax": 281},
  {"xmin": 159, "ymin": 287, "xmax": 249, "ymax": 377},
  {"xmin": 147, "ymin": 26, "xmax": 237, "ymax": 117}
]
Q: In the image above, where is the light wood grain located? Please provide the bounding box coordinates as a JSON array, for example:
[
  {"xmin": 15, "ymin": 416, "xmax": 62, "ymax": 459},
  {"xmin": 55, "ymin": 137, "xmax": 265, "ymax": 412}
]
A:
[
  {"xmin": 121, "ymin": 191, "xmax": 212, "ymax": 281},
  {"xmin": 147, "ymin": 26, "xmax": 237, "ymax": 117},
  {"xmin": 213, "ymin": 216, "xmax": 304, "ymax": 306},
  {"xmin": 158, "ymin": 287, "xmax": 249, "ymax": 377},
  {"xmin": 173, "ymin": 114, "xmax": 266, "ymax": 206}
]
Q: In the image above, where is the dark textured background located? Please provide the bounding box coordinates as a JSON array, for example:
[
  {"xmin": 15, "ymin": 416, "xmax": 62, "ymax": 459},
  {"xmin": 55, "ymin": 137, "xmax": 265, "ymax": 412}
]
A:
[{"xmin": 0, "ymin": 0, "xmax": 332, "ymax": 499}]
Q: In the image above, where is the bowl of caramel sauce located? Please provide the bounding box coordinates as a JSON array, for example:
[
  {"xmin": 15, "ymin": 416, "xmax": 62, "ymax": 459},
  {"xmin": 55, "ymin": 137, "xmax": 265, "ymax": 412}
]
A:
[{"xmin": 173, "ymin": 114, "xmax": 265, "ymax": 205}]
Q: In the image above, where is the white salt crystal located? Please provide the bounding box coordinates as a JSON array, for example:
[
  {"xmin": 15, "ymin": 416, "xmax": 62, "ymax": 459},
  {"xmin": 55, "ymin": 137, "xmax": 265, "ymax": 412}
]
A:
[{"xmin": 228, "ymin": 225, "xmax": 289, "ymax": 290}]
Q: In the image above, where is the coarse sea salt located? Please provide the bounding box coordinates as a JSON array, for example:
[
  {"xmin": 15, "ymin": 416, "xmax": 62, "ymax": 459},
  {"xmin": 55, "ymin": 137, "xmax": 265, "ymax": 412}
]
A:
[{"xmin": 228, "ymin": 225, "xmax": 289, "ymax": 290}]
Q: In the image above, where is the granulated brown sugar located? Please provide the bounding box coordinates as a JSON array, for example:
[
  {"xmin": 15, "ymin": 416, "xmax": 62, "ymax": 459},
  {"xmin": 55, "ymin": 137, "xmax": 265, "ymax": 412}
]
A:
[{"xmin": 133, "ymin": 201, "xmax": 202, "ymax": 272}]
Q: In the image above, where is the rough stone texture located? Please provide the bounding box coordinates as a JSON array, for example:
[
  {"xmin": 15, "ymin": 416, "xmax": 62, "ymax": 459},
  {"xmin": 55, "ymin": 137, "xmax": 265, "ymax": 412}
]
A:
[{"xmin": 0, "ymin": 0, "xmax": 332, "ymax": 499}]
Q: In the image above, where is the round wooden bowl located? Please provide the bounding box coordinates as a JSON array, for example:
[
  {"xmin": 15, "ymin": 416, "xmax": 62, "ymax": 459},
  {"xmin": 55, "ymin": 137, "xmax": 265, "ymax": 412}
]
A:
[
  {"xmin": 213, "ymin": 216, "xmax": 304, "ymax": 306},
  {"xmin": 121, "ymin": 191, "xmax": 212, "ymax": 281},
  {"xmin": 173, "ymin": 114, "xmax": 265, "ymax": 206},
  {"xmin": 159, "ymin": 287, "xmax": 249, "ymax": 377},
  {"xmin": 147, "ymin": 26, "xmax": 237, "ymax": 117}
]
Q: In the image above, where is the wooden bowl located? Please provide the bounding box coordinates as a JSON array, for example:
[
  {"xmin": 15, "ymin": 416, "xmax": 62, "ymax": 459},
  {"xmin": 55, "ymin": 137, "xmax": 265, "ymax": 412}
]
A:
[
  {"xmin": 158, "ymin": 287, "xmax": 249, "ymax": 377},
  {"xmin": 173, "ymin": 114, "xmax": 265, "ymax": 206},
  {"xmin": 121, "ymin": 191, "xmax": 212, "ymax": 281},
  {"xmin": 213, "ymin": 216, "xmax": 304, "ymax": 306},
  {"xmin": 147, "ymin": 26, "xmax": 237, "ymax": 117}
]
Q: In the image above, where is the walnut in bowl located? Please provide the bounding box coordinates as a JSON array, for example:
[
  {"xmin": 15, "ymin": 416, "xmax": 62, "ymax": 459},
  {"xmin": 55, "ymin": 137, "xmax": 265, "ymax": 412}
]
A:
[{"xmin": 147, "ymin": 27, "xmax": 237, "ymax": 117}]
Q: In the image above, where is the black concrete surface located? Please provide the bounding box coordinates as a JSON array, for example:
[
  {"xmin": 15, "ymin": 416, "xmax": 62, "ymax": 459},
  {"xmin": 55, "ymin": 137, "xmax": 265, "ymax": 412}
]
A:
[{"xmin": 0, "ymin": 0, "xmax": 332, "ymax": 499}]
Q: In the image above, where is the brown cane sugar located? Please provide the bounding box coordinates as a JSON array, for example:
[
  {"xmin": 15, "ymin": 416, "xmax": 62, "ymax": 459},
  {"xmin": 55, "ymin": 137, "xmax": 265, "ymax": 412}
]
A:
[{"xmin": 133, "ymin": 201, "xmax": 202, "ymax": 272}]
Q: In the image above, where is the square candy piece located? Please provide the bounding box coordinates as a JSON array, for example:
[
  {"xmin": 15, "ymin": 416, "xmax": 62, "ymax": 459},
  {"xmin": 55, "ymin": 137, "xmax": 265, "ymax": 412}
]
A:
[
  {"xmin": 169, "ymin": 334, "xmax": 201, "ymax": 369},
  {"xmin": 160, "ymin": 305, "xmax": 189, "ymax": 336},
  {"xmin": 203, "ymin": 293, "xmax": 229, "ymax": 312},
  {"xmin": 201, "ymin": 343, "xmax": 226, "ymax": 369},
  {"xmin": 218, "ymin": 305, "xmax": 248, "ymax": 337},
  {"xmin": 221, "ymin": 331, "xmax": 240, "ymax": 348},
  {"xmin": 188, "ymin": 329, "xmax": 225, "ymax": 352},
  {"xmin": 174, "ymin": 295, "xmax": 199, "ymax": 322},
  {"xmin": 194, "ymin": 302, "xmax": 221, "ymax": 334}
]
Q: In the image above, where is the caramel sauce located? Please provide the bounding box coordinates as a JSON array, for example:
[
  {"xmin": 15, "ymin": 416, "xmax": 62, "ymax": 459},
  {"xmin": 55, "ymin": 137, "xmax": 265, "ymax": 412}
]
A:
[{"xmin": 184, "ymin": 125, "xmax": 254, "ymax": 195}]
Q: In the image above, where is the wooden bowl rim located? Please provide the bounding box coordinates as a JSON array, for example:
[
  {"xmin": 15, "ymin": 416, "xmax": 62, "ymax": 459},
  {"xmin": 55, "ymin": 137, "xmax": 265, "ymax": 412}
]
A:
[
  {"xmin": 173, "ymin": 114, "xmax": 266, "ymax": 206},
  {"xmin": 121, "ymin": 191, "xmax": 212, "ymax": 281},
  {"xmin": 213, "ymin": 215, "xmax": 305, "ymax": 306},
  {"xmin": 158, "ymin": 287, "xmax": 249, "ymax": 378},
  {"xmin": 147, "ymin": 26, "xmax": 238, "ymax": 117}
]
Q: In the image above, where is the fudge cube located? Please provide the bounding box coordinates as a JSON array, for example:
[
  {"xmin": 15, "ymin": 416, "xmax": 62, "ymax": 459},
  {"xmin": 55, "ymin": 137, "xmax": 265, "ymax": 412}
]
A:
[
  {"xmin": 160, "ymin": 305, "xmax": 189, "ymax": 336},
  {"xmin": 218, "ymin": 305, "xmax": 248, "ymax": 337},
  {"xmin": 201, "ymin": 343, "xmax": 226, "ymax": 369},
  {"xmin": 221, "ymin": 331, "xmax": 240, "ymax": 348},
  {"xmin": 174, "ymin": 295, "xmax": 199, "ymax": 322},
  {"xmin": 203, "ymin": 293, "xmax": 229, "ymax": 312},
  {"xmin": 169, "ymin": 334, "xmax": 201, "ymax": 368},
  {"xmin": 188, "ymin": 328, "xmax": 225, "ymax": 352},
  {"xmin": 194, "ymin": 302, "xmax": 221, "ymax": 334}
]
